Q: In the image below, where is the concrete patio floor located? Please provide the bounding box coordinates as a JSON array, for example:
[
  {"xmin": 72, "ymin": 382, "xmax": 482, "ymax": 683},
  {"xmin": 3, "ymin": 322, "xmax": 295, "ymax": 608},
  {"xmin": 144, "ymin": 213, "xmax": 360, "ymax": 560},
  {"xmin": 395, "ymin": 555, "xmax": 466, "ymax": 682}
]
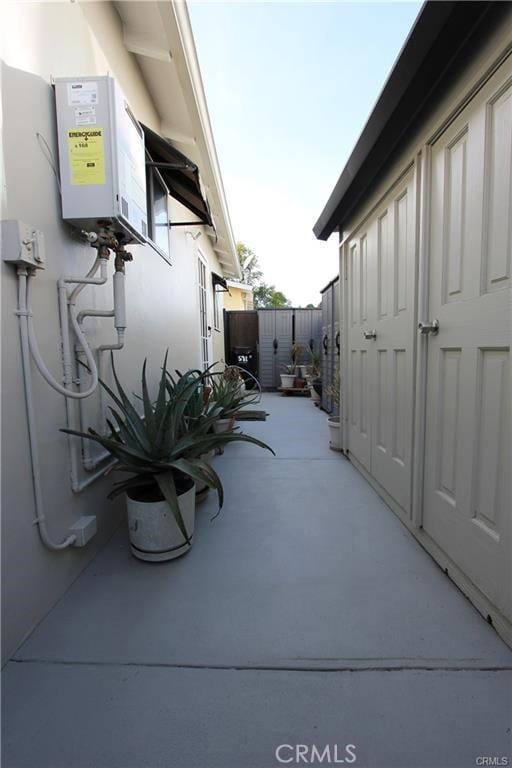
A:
[{"xmin": 2, "ymin": 394, "xmax": 511, "ymax": 768}]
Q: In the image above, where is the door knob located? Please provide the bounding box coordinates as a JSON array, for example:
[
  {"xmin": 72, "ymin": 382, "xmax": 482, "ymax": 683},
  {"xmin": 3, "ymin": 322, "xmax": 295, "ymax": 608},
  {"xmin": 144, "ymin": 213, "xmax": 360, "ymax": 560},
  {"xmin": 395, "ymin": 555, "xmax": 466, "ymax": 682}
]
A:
[
  {"xmin": 418, "ymin": 319, "xmax": 440, "ymax": 336},
  {"xmin": 363, "ymin": 329, "xmax": 377, "ymax": 340}
]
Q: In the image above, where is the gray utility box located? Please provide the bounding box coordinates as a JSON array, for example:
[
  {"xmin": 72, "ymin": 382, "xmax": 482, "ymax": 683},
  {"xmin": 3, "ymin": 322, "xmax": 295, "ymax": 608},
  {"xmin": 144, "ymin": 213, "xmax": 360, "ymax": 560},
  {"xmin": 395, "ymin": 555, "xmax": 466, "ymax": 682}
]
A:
[{"xmin": 54, "ymin": 76, "xmax": 148, "ymax": 244}]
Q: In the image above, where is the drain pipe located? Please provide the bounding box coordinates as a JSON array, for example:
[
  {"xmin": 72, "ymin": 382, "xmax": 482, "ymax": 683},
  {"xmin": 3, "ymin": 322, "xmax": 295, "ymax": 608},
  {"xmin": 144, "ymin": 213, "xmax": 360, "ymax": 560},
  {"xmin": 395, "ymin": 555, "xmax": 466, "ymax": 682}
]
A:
[
  {"xmin": 75, "ymin": 308, "xmax": 114, "ymax": 472},
  {"xmin": 25, "ymin": 251, "xmax": 110, "ymax": 402},
  {"xmin": 56, "ymin": 252, "xmax": 109, "ymax": 492},
  {"xmin": 57, "ymin": 252, "xmax": 109, "ymax": 398},
  {"xmin": 76, "ymin": 253, "xmax": 127, "ymax": 471},
  {"xmin": 16, "ymin": 269, "xmax": 77, "ymax": 550},
  {"xmin": 97, "ymin": 251, "xmax": 127, "ymax": 437}
]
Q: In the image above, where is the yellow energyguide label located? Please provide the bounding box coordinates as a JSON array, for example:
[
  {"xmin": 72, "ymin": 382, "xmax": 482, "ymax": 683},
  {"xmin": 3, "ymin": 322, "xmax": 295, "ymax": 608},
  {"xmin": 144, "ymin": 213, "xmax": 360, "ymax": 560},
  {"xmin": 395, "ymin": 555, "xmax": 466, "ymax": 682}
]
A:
[{"xmin": 67, "ymin": 128, "xmax": 106, "ymax": 185}]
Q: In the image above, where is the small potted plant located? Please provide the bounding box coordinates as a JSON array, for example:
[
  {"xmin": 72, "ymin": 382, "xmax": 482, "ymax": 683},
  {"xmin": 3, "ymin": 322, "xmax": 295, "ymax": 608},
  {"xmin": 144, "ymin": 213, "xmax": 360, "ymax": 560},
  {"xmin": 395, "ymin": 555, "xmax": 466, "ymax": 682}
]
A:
[
  {"xmin": 326, "ymin": 369, "xmax": 342, "ymax": 450},
  {"xmin": 292, "ymin": 343, "xmax": 308, "ymax": 380},
  {"xmin": 209, "ymin": 371, "xmax": 257, "ymax": 432},
  {"xmin": 180, "ymin": 371, "xmax": 215, "ymax": 503},
  {"xmin": 280, "ymin": 363, "xmax": 296, "ymax": 389},
  {"xmin": 310, "ymin": 377, "xmax": 322, "ymax": 405},
  {"xmin": 305, "ymin": 347, "xmax": 322, "ymax": 403},
  {"xmin": 63, "ymin": 355, "xmax": 273, "ymax": 561},
  {"xmin": 223, "ymin": 365, "xmax": 247, "ymax": 396}
]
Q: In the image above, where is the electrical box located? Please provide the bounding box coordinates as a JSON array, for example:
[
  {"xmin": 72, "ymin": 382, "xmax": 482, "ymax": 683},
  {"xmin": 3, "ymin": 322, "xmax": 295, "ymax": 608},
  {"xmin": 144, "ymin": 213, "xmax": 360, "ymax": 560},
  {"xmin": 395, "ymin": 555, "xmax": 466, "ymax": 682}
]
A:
[
  {"xmin": 1, "ymin": 220, "xmax": 46, "ymax": 269},
  {"xmin": 54, "ymin": 76, "xmax": 148, "ymax": 245},
  {"xmin": 69, "ymin": 515, "xmax": 97, "ymax": 547}
]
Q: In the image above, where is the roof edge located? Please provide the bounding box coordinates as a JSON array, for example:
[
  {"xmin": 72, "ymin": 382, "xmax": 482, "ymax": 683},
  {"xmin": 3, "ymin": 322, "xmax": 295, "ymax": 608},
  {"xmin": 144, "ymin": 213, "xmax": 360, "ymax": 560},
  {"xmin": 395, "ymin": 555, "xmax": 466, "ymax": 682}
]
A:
[{"xmin": 313, "ymin": 1, "xmax": 499, "ymax": 241}]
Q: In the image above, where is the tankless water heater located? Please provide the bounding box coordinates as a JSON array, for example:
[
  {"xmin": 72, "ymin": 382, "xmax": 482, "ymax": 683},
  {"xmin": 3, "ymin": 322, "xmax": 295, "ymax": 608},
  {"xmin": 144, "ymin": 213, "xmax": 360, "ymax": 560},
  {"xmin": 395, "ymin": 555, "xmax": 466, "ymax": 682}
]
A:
[{"xmin": 54, "ymin": 76, "xmax": 147, "ymax": 244}]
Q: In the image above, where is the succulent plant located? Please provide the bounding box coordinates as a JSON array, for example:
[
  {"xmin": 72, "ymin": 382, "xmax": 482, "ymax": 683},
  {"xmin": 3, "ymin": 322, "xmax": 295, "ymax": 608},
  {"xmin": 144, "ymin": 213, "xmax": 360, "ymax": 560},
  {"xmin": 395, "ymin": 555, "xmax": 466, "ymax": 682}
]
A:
[{"xmin": 62, "ymin": 354, "xmax": 274, "ymax": 542}]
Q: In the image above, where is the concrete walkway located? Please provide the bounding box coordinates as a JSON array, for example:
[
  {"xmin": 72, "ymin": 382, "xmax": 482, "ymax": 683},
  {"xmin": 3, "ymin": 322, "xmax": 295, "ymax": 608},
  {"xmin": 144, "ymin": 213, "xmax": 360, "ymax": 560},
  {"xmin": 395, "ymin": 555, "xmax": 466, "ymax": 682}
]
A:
[{"xmin": 3, "ymin": 394, "xmax": 511, "ymax": 767}]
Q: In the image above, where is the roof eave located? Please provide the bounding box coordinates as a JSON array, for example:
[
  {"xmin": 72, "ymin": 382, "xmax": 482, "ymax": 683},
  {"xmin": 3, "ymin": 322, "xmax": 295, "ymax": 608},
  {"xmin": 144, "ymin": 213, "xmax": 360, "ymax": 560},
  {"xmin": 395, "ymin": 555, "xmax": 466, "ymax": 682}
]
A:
[
  {"xmin": 313, "ymin": 1, "xmax": 500, "ymax": 241},
  {"xmin": 115, "ymin": 1, "xmax": 241, "ymax": 278}
]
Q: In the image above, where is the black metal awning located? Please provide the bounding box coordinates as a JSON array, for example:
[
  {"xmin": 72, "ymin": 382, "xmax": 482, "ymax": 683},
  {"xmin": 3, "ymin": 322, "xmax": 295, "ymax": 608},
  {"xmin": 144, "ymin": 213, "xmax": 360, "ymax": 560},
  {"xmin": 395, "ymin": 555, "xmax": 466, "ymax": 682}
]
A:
[
  {"xmin": 142, "ymin": 124, "xmax": 212, "ymax": 226},
  {"xmin": 212, "ymin": 273, "xmax": 229, "ymax": 291}
]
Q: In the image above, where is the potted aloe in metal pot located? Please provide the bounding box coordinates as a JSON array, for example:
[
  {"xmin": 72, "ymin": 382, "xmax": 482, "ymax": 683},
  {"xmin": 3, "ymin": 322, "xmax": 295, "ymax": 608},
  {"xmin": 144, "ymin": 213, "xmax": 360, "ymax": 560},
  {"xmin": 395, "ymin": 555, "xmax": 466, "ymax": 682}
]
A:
[
  {"xmin": 179, "ymin": 371, "xmax": 215, "ymax": 504},
  {"xmin": 209, "ymin": 370, "xmax": 258, "ymax": 433},
  {"xmin": 279, "ymin": 363, "xmax": 296, "ymax": 389},
  {"xmin": 326, "ymin": 369, "xmax": 342, "ymax": 451},
  {"xmin": 62, "ymin": 355, "xmax": 273, "ymax": 562}
]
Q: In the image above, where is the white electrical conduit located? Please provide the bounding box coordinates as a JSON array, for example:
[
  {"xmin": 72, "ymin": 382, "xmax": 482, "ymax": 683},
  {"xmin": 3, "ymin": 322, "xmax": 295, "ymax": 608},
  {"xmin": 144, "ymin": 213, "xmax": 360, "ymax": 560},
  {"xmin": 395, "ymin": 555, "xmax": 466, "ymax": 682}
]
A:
[
  {"xmin": 62, "ymin": 260, "xmax": 117, "ymax": 490},
  {"xmin": 25, "ymin": 258, "xmax": 108, "ymax": 399},
  {"xmin": 68, "ymin": 254, "xmax": 104, "ymax": 303},
  {"xmin": 19, "ymin": 255, "xmax": 123, "ymax": 501},
  {"xmin": 16, "ymin": 270, "xmax": 77, "ymax": 550},
  {"xmin": 76, "ymin": 267, "xmax": 127, "ymax": 472}
]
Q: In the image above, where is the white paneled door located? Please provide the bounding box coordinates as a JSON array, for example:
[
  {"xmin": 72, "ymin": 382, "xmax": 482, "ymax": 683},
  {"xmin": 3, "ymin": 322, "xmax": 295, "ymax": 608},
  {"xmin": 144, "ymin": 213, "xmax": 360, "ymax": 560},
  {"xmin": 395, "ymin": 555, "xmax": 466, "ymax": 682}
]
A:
[
  {"xmin": 275, "ymin": 310, "xmax": 293, "ymax": 387},
  {"xmin": 258, "ymin": 311, "xmax": 276, "ymax": 388},
  {"xmin": 422, "ymin": 60, "xmax": 511, "ymax": 617},
  {"xmin": 347, "ymin": 168, "xmax": 417, "ymax": 514}
]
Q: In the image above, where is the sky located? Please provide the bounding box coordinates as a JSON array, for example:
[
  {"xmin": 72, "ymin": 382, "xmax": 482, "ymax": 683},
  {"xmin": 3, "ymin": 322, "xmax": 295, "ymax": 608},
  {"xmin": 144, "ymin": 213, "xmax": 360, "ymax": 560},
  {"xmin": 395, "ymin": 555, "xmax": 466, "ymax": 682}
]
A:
[{"xmin": 189, "ymin": 1, "xmax": 423, "ymax": 306}]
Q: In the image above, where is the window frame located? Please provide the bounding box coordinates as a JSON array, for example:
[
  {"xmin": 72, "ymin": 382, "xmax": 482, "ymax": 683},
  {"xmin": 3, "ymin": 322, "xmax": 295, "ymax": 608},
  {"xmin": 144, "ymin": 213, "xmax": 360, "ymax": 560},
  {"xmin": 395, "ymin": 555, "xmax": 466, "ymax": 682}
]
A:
[
  {"xmin": 145, "ymin": 151, "xmax": 172, "ymax": 265},
  {"xmin": 212, "ymin": 283, "xmax": 222, "ymax": 332},
  {"xmin": 197, "ymin": 250, "xmax": 210, "ymax": 370}
]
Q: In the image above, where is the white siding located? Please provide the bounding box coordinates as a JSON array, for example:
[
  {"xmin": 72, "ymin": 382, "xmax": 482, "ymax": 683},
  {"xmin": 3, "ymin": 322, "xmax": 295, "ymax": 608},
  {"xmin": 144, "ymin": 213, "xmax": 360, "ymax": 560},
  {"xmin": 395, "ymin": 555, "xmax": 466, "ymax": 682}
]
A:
[{"xmin": 1, "ymin": 2, "xmax": 229, "ymax": 661}]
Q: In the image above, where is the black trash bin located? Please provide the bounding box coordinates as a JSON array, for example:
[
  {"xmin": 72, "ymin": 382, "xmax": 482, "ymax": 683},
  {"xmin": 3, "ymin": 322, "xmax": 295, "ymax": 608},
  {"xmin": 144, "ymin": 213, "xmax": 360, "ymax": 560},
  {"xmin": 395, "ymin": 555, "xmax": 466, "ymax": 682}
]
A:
[{"xmin": 231, "ymin": 346, "xmax": 258, "ymax": 388}]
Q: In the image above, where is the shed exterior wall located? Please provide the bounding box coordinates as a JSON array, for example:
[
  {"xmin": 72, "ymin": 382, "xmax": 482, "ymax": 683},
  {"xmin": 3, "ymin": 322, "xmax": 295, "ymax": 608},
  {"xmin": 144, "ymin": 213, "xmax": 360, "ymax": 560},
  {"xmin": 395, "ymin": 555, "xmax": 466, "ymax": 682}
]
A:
[{"xmin": 336, "ymin": 15, "xmax": 512, "ymax": 645}]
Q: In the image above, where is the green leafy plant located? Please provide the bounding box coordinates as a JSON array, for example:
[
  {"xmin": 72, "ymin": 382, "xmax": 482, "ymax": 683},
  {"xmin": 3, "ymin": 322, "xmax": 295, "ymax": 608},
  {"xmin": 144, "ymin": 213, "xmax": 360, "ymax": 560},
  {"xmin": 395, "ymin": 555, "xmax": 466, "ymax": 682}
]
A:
[
  {"xmin": 291, "ymin": 343, "xmax": 305, "ymax": 366},
  {"xmin": 62, "ymin": 355, "xmax": 274, "ymax": 541},
  {"xmin": 222, "ymin": 366, "xmax": 244, "ymax": 385},
  {"xmin": 209, "ymin": 370, "xmax": 257, "ymax": 419},
  {"xmin": 326, "ymin": 368, "xmax": 341, "ymax": 408},
  {"xmin": 306, "ymin": 345, "xmax": 321, "ymax": 377},
  {"xmin": 280, "ymin": 362, "xmax": 296, "ymax": 375}
]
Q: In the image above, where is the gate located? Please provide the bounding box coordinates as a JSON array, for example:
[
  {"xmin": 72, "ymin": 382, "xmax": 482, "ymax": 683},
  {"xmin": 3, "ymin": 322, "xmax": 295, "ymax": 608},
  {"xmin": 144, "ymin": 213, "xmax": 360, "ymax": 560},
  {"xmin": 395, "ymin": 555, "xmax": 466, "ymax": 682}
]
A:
[
  {"xmin": 223, "ymin": 310, "xmax": 259, "ymax": 383},
  {"xmin": 225, "ymin": 308, "xmax": 322, "ymax": 390}
]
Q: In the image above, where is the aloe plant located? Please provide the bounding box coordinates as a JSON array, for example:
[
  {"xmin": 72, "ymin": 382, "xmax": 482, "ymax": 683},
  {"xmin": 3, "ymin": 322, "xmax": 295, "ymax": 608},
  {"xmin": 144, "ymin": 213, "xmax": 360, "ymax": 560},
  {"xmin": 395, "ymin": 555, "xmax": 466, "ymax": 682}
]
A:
[
  {"xmin": 209, "ymin": 371, "xmax": 257, "ymax": 419},
  {"xmin": 62, "ymin": 355, "xmax": 274, "ymax": 542}
]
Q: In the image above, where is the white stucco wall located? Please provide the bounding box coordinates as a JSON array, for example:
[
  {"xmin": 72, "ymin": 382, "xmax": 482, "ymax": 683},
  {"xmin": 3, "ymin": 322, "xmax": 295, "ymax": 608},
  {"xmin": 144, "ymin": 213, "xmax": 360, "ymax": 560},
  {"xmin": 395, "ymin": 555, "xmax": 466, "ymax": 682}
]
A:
[{"xmin": 1, "ymin": 2, "xmax": 228, "ymax": 662}]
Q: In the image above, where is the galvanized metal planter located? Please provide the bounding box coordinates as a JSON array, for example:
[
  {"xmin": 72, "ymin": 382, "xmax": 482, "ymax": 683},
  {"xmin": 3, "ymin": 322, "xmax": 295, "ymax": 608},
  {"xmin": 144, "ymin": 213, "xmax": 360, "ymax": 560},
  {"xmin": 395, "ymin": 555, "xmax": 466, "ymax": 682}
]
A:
[
  {"xmin": 126, "ymin": 483, "xmax": 196, "ymax": 562},
  {"xmin": 327, "ymin": 416, "xmax": 342, "ymax": 451}
]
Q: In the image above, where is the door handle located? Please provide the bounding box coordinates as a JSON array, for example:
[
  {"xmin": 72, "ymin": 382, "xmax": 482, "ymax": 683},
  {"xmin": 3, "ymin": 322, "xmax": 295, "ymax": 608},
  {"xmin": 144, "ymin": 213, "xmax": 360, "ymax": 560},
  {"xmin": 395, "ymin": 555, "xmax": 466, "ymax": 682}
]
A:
[
  {"xmin": 273, "ymin": 338, "xmax": 278, "ymax": 352},
  {"xmin": 335, "ymin": 331, "xmax": 340, "ymax": 354},
  {"xmin": 363, "ymin": 329, "xmax": 377, "ymax": 340},
  {"xmin": 418, "ymin": 319, "xmax": 440, "ymax": 336},
  {"xmin": 322, "ymin": 335, "xmax": 328, "ymax": 354}
]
